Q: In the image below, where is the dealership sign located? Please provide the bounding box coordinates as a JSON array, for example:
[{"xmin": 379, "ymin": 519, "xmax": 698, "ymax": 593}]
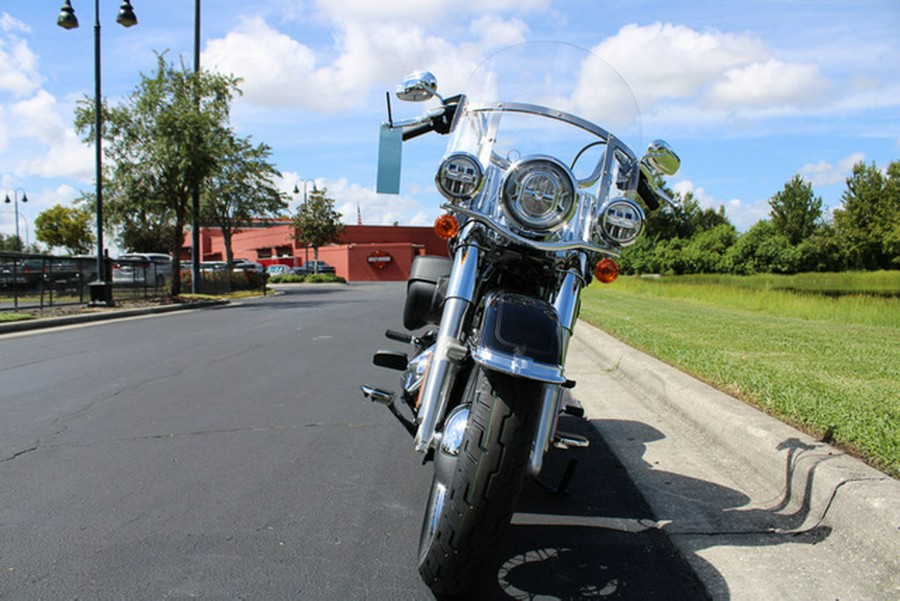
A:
[{"xmin": 367, "ymin": 250, "xmax": 392, "ymax": 269}]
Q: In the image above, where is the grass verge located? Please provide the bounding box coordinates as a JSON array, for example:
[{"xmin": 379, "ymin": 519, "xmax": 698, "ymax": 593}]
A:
[
  {"xmin": 580, "ymin": 275, "xmax": 899, "ymax": 478},
  {"xmin": 0, "ymin": 312, "xmax": 35, "ymax": 323}
]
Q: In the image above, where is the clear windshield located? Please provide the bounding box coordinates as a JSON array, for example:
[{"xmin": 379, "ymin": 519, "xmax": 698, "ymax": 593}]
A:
[{"xmin": 448, "ymin": 42, "xmax": 643, "ymax": 184}]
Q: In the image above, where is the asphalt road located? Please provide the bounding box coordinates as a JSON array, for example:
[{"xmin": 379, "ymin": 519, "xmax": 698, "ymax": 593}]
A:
[{"xmin": 0, "ymin": 282, "xmax": 706, "ymax": 600}]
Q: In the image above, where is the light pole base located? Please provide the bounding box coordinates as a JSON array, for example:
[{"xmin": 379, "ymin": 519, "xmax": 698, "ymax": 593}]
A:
[{"xmin": 88, "ymin": 281, "xmax": 115, "ymax": 307}]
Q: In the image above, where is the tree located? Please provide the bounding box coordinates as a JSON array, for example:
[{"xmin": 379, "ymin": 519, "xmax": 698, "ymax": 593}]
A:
[
  {"xmin": 75, "ymin": 53, "xmax": 242, "ymax": 295},
  {"xmin": 34, "ymin": 204, "xmax": 95, "ymax": 254},
  {"xmin": 619, "ymin": 190, "xmax": 733, "ymax": 274},
  {"xmin": 833, "ymin": 160, "xmax": 900, "ymax": 269},
  {"xmin": 769, "ymin": 175, "xmax": 823, "ymax": 245},
  {"xmin": 201, "ymin": 133, "xmax": 288, "ymax": 268},
  {"xmin": 290, "ymin": 188, "xmax": 345, "ymax": 272},
  {"xmin": 0, "ymin": 233, "xmax": 22, "ymax": 251}
]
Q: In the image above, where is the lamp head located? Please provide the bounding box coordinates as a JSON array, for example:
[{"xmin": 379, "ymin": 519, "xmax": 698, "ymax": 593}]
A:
[
  {"xmin": 116, "ymin": 0, "xmax": 138, "ymax": 28},
  {"xmin": 57, "ymin": 0, "xmax": 79, "ymax": 30}
]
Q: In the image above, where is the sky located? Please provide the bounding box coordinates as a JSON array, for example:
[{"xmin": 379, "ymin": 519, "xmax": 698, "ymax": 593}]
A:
[{"xmin": 1, "ymin": 0, "xmax": 898, "ymax": 253}]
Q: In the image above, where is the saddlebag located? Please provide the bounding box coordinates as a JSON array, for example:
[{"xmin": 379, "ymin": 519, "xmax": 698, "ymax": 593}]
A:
[{"xmin": 404, "ymin": 255, "xmax": 452, "ymax": 330}]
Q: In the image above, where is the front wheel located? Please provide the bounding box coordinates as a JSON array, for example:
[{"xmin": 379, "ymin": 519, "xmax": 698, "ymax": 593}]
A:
[{"xmin": 418, "ymin": 366, "xmax": 543, "ymax": 596}]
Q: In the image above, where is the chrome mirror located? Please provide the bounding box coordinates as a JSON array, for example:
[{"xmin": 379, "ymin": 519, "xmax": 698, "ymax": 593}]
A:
[
  {"xmin": 396, "ymin": 71, "xmax": 440, "ymax": 102},
  {"xmin": 641, "ymin": 140, "xmax": 680, "ymax": 176}
]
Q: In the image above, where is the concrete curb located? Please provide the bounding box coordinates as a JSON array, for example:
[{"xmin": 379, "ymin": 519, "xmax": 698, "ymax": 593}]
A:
[
  {"xmin": 568, "ymin": 319, "xmax": 899, "ymax": 600},
  {"xmin": 0, "ymin": 299, "xmax": 230, "ymax": 334}
]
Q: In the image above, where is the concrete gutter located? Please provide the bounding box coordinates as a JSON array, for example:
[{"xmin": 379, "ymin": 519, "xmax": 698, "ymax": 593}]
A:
[
  {"xmin": 0, "ymin": 299, "xmax": 229, "ymax": 335},
  {"xmin": 567, "ymin": 319, "xmax": 899, "ymax": 601}
]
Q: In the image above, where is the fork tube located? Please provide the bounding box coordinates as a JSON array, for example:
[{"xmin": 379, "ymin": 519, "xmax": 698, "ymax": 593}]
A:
[
  {"xmin": 414, "ymin": 238, "xmax": 480, "ymax": 453},
  {"xmin": 553, "ymin": 258, "xmax": 587, "ymax": 358},
  {"xmin": 527, "ymin": 262, "xmax": 587, "ymax": 475},
  {"xmin": 528, "ymin": 383, "xmax": 562, "ymax": 477}
]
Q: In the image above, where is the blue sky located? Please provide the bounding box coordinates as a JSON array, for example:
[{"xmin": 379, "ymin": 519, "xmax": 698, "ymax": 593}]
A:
[{"xmin": 2, "ymin": 0, "xmax": 898, "ymax": 251}]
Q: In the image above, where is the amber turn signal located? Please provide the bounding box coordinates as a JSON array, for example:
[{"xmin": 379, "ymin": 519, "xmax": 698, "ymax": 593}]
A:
[
  {"xmin": 594, "ymin": 258, "xmax": 619, "ymax": 283},
  {"xmin": 434, "ymin": 213, "xmax": 460, "ymax": 240}
]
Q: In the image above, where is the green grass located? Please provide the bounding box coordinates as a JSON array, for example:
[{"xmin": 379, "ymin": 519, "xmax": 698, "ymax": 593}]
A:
[
  {"xmin": 580, "ymin": 274, "xmax": 900, "ymax": 478},
  {"xmin": 654, "ymin": 270, "xmax": 900, "ymax": 296},
  {"xmin": 0, "ymin": 312, "xmax": 35, "ymax": 323}
]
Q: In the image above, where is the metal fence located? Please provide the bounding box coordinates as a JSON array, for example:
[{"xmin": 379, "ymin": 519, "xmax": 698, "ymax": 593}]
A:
[
  {"xmin": 1, "ymin": 252, "xmax": 267, "ymax": 312},
  {"xmin": 180, "ymin": 261, "xmax": 267, "ymax": 295},
  {"xmin": 1, "ymin": 252, "xmax": 170, "ymax": 311}
]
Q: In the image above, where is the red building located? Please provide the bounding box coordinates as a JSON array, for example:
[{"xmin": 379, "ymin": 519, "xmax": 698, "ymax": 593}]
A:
[{"xmin": 186, "ymin": 222, "xmax": 448, "ymax": 282}]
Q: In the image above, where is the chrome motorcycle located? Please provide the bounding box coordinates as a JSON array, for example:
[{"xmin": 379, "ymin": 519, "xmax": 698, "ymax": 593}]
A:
[{"xmin": 362, "ymin": 42, "xmax": 679, "ymax": 596}]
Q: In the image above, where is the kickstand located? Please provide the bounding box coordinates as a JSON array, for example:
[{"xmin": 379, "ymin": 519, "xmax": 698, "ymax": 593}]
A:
[{"xmin": 535, "ymin": 458, "xmax": 578, "ymax": 495}]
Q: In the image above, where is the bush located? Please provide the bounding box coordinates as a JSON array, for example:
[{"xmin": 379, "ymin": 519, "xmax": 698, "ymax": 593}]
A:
[
  {"xmin": 305, "ymin": 273, "xmax": 346, "ymax": 283},
  {"xmin": 267, "ymin": 274, "xmax": 306, "ymax": 283},
  {"xmin": 180, "ymin": 268, "xmax": 267, "ymax": 291}
]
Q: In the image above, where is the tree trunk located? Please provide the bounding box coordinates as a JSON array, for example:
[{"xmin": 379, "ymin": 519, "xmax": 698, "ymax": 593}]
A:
[{"xmin": 223, "ymin": 228, "xmax": 234, "ymax": 273}]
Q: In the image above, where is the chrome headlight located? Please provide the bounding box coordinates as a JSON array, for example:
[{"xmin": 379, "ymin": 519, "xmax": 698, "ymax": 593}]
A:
[
  {"xmin": 598, "ymin": 198, "xmax": 644, "ymax": 246},
  {"xmin": 500, "ymin": 156, "xmax": 577, "ymax": 235},
  {"xmin": 435, "ymin": 152, "xmax": 483, "ymax": 202}
]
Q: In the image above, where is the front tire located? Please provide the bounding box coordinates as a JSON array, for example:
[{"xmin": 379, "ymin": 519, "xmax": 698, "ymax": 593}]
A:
[{"xmin": 418, "ymin": 366, "xmax": 543, "ymax": 596}]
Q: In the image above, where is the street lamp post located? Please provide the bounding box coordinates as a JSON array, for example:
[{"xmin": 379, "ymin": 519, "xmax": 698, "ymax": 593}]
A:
[
  {"xmin": 190, "ymin": 0, "xmax": 201, "ymax": 293},
  {"xmin": 57, "ymin": 0, "xmax": 138, "ymax": 306},
  {"xmin": 3, "ymin": 190, "xmax": 28, "ymax": 252}
]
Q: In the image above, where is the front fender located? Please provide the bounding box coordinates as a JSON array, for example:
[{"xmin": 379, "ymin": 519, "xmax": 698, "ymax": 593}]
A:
[{"xmin": 471, "ymin": 292, "xmax": 565, "ymax": 384}]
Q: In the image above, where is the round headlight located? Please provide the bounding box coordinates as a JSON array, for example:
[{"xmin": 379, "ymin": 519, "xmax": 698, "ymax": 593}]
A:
[
  {"xmin": 598, "ymin": 198, "xmax": 644, "ymax": 246},
  {"xmin": 435, "ymin": 152, "xmax": 483, "ymax": 201},
  {"xmin": 500, "ymin": 157, "xmax": 577, "ymax": 235}
]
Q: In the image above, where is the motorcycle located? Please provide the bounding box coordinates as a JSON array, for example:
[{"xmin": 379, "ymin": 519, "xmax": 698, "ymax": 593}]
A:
[{"xmin": 362, "ymin": 42, "xmax": 680, "ymax": 596}]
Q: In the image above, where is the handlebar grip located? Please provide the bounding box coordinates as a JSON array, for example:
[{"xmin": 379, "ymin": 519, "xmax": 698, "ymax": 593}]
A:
[
  {"xmin": 637, "ymin": 172, "xmax": 660, "ymax": 211},
  {"xmin": 385, "ymin": 329, "xmax": 413, "ymax": 343},
  {"xmin": 401, "ymin": 122, "xmax": 435, "ymax": 141}
]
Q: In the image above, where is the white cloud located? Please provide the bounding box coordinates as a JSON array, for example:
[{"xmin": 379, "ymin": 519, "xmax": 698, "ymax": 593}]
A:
[
  {"xmin": 203, "ymin": 17, "xmax": 318, "ymax": 109},
  {"xmin": 328, "ymin": 177, "xmax": 436, "ymax": 226},
  {"xmin": 2, "ymin": 90, "xmax": 93, "ymax": 180},
  {"xmin": 16, "ymin": 127, "xmax": 93, "ymax": 180},
  {"xmin": 202, "ymin": 15, "xmax": 523, "ymax": 113},
  {"xmin": 591, "ymin": 23, "xmax": 836, "ymax": 120},
  {"xmin": 10, "ymin": 90, "xmax": 65, "ymax": 144},
  {"xmin": 312, "ymin": 0, "xmax": 551, "ymax": 25},
  {"xmin": 799, "ymin": 152, "xmax": 866, "ymax": 186},
  {"xmin": 593, "ymin": 23, "xmax": 770, "ymax": 107},
  {"xmin": 277, "ymin": 173, "xmax": 435, "ymax": 226},
  {"xmin": 0, "ymin": 14, "xmax": 41, "ymax": 97},
  {"xmin": 707, "ymin": 59, "xmax": 832, "ymax": 110}
]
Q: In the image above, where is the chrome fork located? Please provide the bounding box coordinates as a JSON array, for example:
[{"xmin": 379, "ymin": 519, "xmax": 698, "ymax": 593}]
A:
[
  {"xmin": 413, "ymin": 237, "xmax": 480, "ymax": 454},
  {"xmin": 527, "ymin": 263, "xmax": 587, "ymax": 476}
]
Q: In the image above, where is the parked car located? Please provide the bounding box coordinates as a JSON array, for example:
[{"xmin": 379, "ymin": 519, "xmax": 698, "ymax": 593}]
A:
[
  {"xmin": 200, "ymin": 261, "xmax": 228, "ymax": 272},
  {"xmin": 0, "ymin": 258, "xmax": 45, "ymax": 290},
  {"xmin": 46, "ymin": 256, "xmax": 99, "ymax": 291},
  {"xmin": 294, "ymin": 260, "xmax": 336, "ymax": 275},
  {"xmin": 265, "ymin": 264, "xmax": 293, "ymax": 276},
  {"xmin": 113, "ymin": 253, "xmax": 173, "ymax": 287},
  {"xmin": 232, "ymin": 260, "xmax": 265, "ymax": 273}
]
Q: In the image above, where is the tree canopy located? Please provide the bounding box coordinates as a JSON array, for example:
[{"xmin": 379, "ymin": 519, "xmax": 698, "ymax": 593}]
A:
[
  {"xmin": 834, "ymin": 161, "xmax": 900, "ymax": 270},
  {"xmin": 74, "ymin": 53, "xmax": 242, "ymax": 295},
  {"xmin": 620, "ymin": 160, "xmax": 898, "ymax": 276},
  {"xmin": 290, "ymin": 188, "xmax": 345, "ymax": 271},
  {"xmin": 201, "ymin": 133, "xmax": 288, "ymax": 267},
  {"xmin": 769, "ymin": 174, "xmax": 823, "ymax": 245},
  {"xmin": 34, "ymin": 204, "xmax": 95, "ymax": 254}
]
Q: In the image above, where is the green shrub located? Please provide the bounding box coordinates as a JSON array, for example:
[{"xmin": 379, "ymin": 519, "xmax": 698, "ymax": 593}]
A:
[
  {"xmin": 305, "ymin": 273, "xmax": 346, "ymax": 283},
  {"xmin": 267, "ymin": 274, "xmax": 306, "ymax": 283}
]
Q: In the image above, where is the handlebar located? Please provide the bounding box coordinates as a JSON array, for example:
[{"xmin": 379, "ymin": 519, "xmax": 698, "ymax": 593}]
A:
[{"xmin": 392, "ymin": 95, "xmax": 462, "ymax": 141}]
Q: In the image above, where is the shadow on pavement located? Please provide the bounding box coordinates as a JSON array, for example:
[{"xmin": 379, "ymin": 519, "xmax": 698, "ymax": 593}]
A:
[
  {"xmin": 462, "ymin": 413, "xmax": 835, "ymax": 600},
  {"xmin": 469, "ymin": 416, "xmax": 714, "ymax": 600}
]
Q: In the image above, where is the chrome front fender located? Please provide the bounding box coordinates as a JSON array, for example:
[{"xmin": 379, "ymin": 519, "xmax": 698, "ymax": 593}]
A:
[{"xmin": 471, "ymin": 291, "xmax": 565, "ymax": 384}]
